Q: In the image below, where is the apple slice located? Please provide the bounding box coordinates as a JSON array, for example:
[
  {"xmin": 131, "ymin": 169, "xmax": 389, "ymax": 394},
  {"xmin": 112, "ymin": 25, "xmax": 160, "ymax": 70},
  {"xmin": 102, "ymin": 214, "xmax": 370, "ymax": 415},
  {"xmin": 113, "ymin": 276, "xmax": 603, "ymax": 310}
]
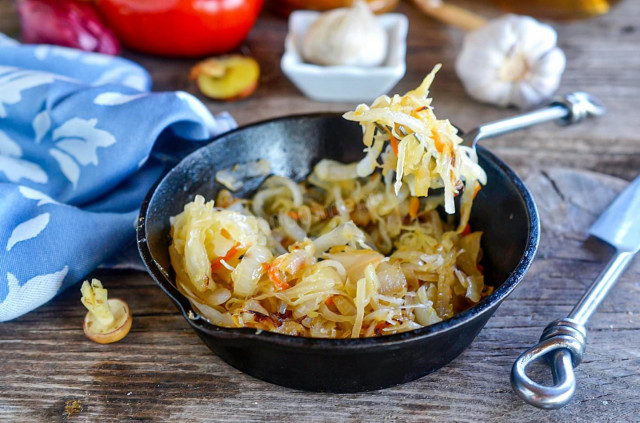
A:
[{"xmin": 191, "ymin": 55, "xmax": 260, "ymax": 101}]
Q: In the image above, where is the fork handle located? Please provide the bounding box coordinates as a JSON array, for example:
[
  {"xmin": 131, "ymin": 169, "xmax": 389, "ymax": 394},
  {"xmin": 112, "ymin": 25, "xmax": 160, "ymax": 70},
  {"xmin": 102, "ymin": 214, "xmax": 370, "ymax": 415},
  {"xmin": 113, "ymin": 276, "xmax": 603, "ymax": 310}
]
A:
[
  {"xmin": 464, "ymin": 92, "xmax": 606, "ymax": 146},
  {"xmin": 511, "ymin": 250, "xmax": 635, "ymax": 409}
]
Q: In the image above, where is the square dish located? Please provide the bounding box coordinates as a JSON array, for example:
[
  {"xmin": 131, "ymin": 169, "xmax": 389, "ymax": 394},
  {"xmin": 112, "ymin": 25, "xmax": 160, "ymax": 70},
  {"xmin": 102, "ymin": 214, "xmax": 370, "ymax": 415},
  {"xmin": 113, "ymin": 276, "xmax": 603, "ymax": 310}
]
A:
[{"xmin": 281, "ymin": 10, "xmax": 408, "ymax": 102}]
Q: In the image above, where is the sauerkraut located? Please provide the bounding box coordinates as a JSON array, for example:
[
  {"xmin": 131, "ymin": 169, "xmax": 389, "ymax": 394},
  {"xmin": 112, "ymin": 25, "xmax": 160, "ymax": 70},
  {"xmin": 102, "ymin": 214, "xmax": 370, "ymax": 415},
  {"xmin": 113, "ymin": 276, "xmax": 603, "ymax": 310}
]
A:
[
  {"xmin": 343, "ymin": 64, "xmax": 486, "ymax": 221},
  {"xmin": 169, "ymin": 70, "xmax": 491, "ymax": 338}
]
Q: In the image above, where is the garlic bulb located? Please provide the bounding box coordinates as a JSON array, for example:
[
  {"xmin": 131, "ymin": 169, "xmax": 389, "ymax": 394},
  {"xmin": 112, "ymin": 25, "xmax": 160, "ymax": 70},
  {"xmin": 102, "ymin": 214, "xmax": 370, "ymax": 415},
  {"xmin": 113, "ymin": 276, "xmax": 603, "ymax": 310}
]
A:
[
  {"xmin": 455, "ymin": 14, "xmax": 566, "ymax": 109},
  {"xmin": 302, "ymin": 1, "xmax": 388, "ymax": 67}
]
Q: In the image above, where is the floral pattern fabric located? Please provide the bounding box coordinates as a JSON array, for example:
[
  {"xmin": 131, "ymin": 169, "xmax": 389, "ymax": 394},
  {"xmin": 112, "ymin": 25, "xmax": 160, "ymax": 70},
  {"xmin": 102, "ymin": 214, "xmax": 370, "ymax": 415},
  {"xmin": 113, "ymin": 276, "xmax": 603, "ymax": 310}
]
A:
[{"xmin": 0, "ymin": 34, "xmax": 236, "ymax": 321}]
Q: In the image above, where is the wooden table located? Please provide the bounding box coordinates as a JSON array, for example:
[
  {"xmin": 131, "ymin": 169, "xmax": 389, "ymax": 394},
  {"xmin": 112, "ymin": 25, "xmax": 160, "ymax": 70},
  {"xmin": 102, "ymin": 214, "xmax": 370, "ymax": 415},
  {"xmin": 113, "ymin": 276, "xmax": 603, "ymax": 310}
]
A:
[{"xmin": 1, "ymin": 1, "xmax": 639, "ymax": 421}]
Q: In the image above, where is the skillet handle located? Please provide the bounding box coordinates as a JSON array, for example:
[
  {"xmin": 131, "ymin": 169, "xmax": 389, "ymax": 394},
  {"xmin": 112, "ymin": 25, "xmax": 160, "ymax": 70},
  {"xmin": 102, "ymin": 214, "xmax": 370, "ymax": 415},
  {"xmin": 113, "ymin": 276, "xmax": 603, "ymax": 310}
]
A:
[
  {"xmin": 510, "ymin": 318, "xmax": 587, "ymax": 409},
  {"xmin": 464, "ymin": 92, "xmax": 606, "ymax": 146}
]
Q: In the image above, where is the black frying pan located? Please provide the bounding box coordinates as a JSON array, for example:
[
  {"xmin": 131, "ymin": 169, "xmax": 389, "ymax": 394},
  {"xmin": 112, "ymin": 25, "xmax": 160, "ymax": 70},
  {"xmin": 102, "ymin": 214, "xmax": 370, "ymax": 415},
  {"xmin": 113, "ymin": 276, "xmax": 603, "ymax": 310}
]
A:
[
  {"xmin": 137, "ymin": 112, "xmax": 543, "ymax": 392},
  {"xmin": 139, "ymin": 92, "xmax": 607, "ymax": 392}
]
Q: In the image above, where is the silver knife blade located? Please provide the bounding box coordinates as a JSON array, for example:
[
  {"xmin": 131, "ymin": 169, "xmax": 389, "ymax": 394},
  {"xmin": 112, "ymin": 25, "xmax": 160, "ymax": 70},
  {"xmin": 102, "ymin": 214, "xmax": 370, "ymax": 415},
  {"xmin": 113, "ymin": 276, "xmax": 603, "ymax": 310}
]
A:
[{"xmin": 589, "ymin": 174, "xmax": 640, "ymax": 253}]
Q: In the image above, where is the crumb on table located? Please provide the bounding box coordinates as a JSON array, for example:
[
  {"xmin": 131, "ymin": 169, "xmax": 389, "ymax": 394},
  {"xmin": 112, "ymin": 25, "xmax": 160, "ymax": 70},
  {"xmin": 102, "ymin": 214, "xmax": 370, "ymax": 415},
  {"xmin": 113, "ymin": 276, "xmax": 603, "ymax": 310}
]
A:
[{"xmin": 64, "ymin": 400, "xmax": 83, "ymax": 418}]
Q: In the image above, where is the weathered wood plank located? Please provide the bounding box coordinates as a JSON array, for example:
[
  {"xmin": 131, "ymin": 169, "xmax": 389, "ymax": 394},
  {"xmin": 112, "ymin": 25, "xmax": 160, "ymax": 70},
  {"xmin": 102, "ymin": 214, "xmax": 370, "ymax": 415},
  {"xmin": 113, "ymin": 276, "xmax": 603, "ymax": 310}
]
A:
[
  {"xmin": 1, "ymin": 0, "xmax": 639, "ymax": 421},
  {"xmin": 1, "ymin": 173, "xmax": 637, "ymax": 422}
]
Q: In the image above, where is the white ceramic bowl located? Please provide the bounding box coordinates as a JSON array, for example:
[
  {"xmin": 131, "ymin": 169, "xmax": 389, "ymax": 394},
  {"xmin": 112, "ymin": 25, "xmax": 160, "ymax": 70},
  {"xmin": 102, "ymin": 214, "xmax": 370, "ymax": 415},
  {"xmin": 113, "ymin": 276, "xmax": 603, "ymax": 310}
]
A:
[{"xmin": 281, "ymin": 10, "xmax": 408, "ymax": 102}]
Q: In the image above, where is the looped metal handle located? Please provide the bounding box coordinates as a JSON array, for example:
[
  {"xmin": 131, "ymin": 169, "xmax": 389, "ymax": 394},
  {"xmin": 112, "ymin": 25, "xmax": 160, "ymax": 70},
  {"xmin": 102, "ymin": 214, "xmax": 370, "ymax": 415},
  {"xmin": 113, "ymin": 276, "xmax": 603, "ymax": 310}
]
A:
[
  {"xmin": 511, "ymin": 319, "xmax": 587, "ymax": 409},
  {"xmin": 511, "ymin": 250, "xmax": 635, "ymax": 409},
  {"xmin": 553, "ymin": 92, "xmax": 607, "ymax": 125},
  {"xmin": 464, "ymin": 92, "xmax": 605, "ymax": 147}
]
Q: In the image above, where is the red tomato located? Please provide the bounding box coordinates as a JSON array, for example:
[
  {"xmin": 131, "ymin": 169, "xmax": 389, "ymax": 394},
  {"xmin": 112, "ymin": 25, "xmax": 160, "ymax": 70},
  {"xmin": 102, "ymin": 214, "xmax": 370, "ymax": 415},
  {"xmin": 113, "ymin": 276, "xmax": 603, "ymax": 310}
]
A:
[{"xmin": 95, "ymin": 0, "xmax": 264, "ymax": 57}]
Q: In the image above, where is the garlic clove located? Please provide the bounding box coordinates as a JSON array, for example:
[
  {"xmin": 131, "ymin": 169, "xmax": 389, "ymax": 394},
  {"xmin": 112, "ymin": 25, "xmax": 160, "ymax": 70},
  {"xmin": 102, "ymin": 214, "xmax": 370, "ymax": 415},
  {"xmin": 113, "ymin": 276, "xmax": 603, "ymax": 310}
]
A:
[
  {"xmin": 478, "ymin": 80, "xmax": 513, "ymax": 108},
  {"xmin": 510, "ymin": 83, "xmax": 539, "ymax": 110},
  {"xmin": 514, "ymin": 16, "xmax": 558, "ymax": 60},
  {"xmin": 302, "ymin": 1, "xmax": 388, "ymax": 67},
  {"xmin": 527, "ymin": 51, "xmax": 566, "ymax": 94},
  {"xmin": 456, "ymin": 52, "xmax": 503, "ymax": 99},
  {"xmin": 532, "ymin": 47, "xmax": 567, "ymax": 77}
]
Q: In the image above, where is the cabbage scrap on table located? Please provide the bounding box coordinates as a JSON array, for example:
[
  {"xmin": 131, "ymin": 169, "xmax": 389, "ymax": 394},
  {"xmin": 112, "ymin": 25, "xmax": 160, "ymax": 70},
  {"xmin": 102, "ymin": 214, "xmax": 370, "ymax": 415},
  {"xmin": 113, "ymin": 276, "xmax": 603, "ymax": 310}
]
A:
[{"xmin": 169, "ymin": 68, "xmax": 491, "ymax": 338}]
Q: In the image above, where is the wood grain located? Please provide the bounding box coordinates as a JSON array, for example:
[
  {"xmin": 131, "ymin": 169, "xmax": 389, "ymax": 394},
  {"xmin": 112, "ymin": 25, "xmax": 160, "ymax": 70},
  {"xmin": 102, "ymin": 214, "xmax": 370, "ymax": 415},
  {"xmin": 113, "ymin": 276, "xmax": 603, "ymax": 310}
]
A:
[{"xmin": 1, "ymin": 0, "xmax": 639, "ymax": 421}]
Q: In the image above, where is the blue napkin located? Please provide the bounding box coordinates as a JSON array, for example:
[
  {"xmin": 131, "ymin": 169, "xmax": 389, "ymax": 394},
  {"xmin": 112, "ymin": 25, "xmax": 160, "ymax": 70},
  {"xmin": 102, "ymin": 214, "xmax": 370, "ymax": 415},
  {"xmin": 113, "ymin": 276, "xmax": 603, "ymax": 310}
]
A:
[{"xmin": 0, "ymin": 34, "xmax": 237, "ymax": 322}]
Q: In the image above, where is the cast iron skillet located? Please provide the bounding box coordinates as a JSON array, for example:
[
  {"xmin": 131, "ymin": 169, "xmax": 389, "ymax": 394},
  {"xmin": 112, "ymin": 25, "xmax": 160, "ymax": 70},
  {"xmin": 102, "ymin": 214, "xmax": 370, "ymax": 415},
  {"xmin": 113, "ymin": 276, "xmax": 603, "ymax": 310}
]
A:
[{"xmin": 137, "ymin": 113, "xmax": 539, "ymax": 393}]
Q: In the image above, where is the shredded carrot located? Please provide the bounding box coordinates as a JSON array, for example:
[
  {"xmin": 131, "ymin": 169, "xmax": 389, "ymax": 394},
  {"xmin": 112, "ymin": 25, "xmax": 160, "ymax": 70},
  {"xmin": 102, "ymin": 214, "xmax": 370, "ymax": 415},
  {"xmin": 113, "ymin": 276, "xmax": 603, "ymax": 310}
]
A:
[
  {"xmin": 431, "ymin": 129, "xmax": 445, "ymax": 153},
  {"xmin": 383, "ymin": 126, "xmax": 399, "ymax": 156},
  {"xmin": 409, "ymin": 197, "xmax": 420, "ymax": 220},
  {"xmin": 266, "ymin": 258, "xmax": 291, "ymax": 290},
  {"xmin": 375, "ymin": 321, "xmax": 389, "ymax": 330},
  {"xmin": 211, "ymin": 242, "xmax": 242, "ymax": 273},
  {"xmin": 268, "ymin": 269, "xmax": 290, "ymax": 290},
  {"xmin": 210, "ymin": 261, "xmax": 223, "ymax": 273},
  {"xmin": 325, "ymin": 296, "xmax": 335, "ymax": 306},
  {"xmin": 220, "ymin": 228, "xmax": 232, "ymax": 240},
  {"xmin": 412, "ymin": 106, "xmax": 428, "ymax": 114},
  {"xmin": 389, "ymin": 137, "xmax": 399, "ymax": 156},
  {"xmin": 287, "ymin": 210, "xmax": 299, "ymax": 220}
]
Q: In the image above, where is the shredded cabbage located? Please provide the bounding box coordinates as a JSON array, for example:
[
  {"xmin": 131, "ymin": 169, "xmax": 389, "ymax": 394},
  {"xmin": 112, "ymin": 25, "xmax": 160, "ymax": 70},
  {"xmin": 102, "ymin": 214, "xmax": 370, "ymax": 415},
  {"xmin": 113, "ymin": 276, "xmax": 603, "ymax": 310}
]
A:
[
  {"xmin": 343, "ymin": 64, "xmax": 487, "ymax": 218},
  {"xmin": 170, "ymin": 172, "xmax": 491, "ymax": 338},
  {"xmin": 169, "ymin": 70, "xmax": 492, "ymax": 338}
]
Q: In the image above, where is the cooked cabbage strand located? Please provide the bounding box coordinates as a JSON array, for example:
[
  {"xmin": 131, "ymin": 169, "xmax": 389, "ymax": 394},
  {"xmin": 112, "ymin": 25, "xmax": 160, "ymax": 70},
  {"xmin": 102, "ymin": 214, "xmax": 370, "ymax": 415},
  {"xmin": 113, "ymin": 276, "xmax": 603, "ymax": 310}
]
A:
[
  {"xmin": 169, "ymin": 68, "xmax": 491, "ymax": 338},
  {"xmin": 170, "ymin": 170, "xmax": 490, "ymax": 338},
  {"xmin": 343, "ymin": 64, "xmax": 487, "ymax": 216}
]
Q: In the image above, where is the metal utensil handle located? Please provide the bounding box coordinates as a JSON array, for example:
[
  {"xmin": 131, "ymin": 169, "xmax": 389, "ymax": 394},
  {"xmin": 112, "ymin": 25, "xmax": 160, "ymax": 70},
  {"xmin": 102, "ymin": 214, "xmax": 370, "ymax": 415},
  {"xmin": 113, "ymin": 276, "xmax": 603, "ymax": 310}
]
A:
[
  {"xmin": 465, "ymin": 92, "xmax": 606, "ymax": 146},
  {"xmin": 568, "ymin": 250, "xmax": 636, "ymax": 325},
  {"xmin": 511, "ymin": 250, "xmax": 636, "ymax": 409}
]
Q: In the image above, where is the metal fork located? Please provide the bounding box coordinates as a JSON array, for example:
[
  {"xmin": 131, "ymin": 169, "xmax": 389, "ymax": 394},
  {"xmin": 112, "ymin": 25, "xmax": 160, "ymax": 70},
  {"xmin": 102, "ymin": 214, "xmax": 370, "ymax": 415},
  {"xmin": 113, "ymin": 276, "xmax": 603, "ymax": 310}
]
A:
[{"xmin": 377, "ymin": 92, "xmax": 606, "ymax": 147}]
